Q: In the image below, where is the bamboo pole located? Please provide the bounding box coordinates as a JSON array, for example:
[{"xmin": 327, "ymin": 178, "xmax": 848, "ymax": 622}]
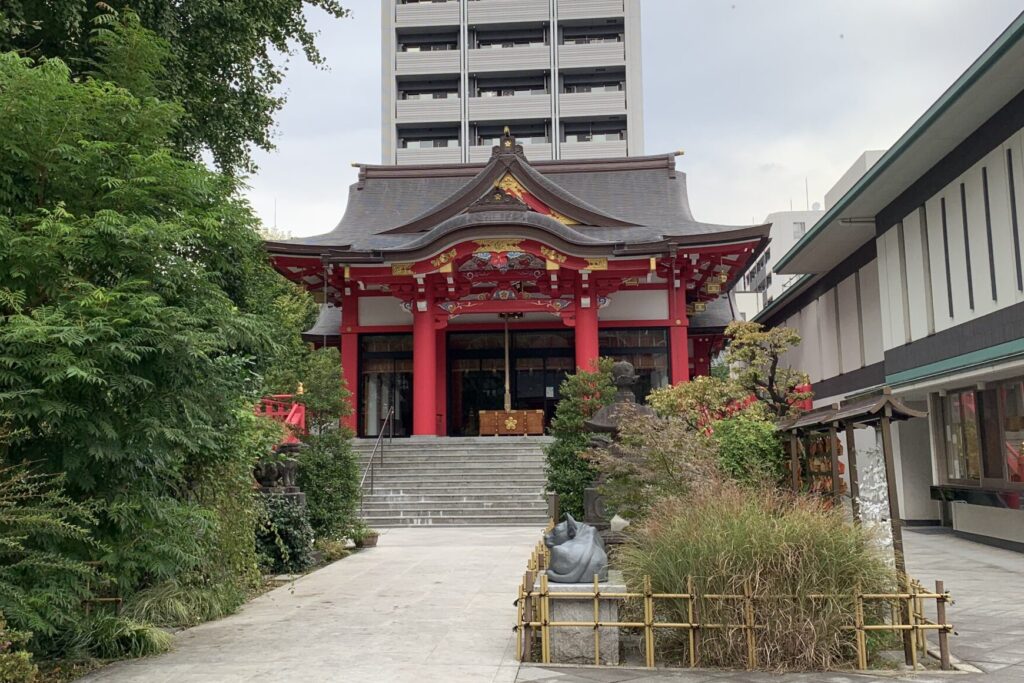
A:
[
  {"xmin": 829, "ymin": 419, "xmax": 841, "ymax": 506},
  {"xmin": 936, "ymin": 580, "xmax": 951, "ymax": 671},
  {"xmin": 593, "ymin": 574, "xmax": 601, "ymax": 665},
  {"xmin": 743, "ymin": 579, "xmax": 758, "ymax": 669},
  {"xmin": 854, "ymin": 585, "xmax": 867, "ymax": 670},
  {"xmin": 540, "ymin": 574, "xmax": 551, "ymax": 664},
  {"xmin": 789, "ymin": 430, "xmax": 800, "ymax": 492},
  {"xmin": 844, "ymin": 420, "xmax": 861, "ymax": 523},
  {"xmin": 644, "ymin": 576, "xmax": 655, "ymax": 668},
  {"xmin": 687, "ymin": 576, "xmax": 697, "ymax": 668}
]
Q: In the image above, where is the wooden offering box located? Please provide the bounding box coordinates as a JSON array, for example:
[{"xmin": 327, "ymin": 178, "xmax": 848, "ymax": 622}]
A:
[{"xmin": 479, "ymin": 410, "xmax": 545, "ymax": 436}]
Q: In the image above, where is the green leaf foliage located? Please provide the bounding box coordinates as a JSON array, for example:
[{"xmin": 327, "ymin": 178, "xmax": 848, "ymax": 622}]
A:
[
  {"xmin": 710, "ymin": 413, "xmax": 787, "ymax": 487},
  {"xmin": 256, "ymin": 496, "xmax": 314, "ymax": 575},
  {"xmin": 297, "ymin": 429, "xmax": 360, "ymax": 541},
  {"xmin": 544, "ymin": 359, "xmax": 615, "ymax": 518},
  {"xmin": 0, "ymin": 2, "xmax": 351, "ymax": 173},
  {"xmin": 0, "ymin": 14, "xmax": 321, "ymax": 660}
]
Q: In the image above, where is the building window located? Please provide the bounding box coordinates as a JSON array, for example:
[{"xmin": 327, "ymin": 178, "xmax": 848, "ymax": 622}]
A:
[
  {"xmin": 999, "ymin": 381, "xmax": 1024, "ymax": 484},
  {"xmin": 945, "ymin": 390, "xmax": 982, "ymax": 482},
  {"xmin": 598, "ymin": 328, "xmax": 669, "ymax": 400},
  {"xmin": 939, "ymin": 378, "xmax": 1024, "ymax": 487},
  {"xmin": 793, "ymin": 222, "xmax": 806, "ymax": 239}
]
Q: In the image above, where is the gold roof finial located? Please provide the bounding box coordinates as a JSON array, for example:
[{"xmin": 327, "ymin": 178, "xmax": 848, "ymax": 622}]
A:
[
  {"xmin": 296, "ymin": 382, "xmax": 305, "ymax": 396},
  {"xmin": 503, "ymin": 125, "xmax": 511, "ymax": 136}
]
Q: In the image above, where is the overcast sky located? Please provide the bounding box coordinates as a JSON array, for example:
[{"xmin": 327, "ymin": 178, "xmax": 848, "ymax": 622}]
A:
[{"xmin": 243, "ymin": 1, "xmax": 1024, "ymax": 237}]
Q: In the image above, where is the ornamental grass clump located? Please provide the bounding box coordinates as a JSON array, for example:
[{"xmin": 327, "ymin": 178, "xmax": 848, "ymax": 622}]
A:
[{"xmin": 620, "ymin": 485, "xmax": 896, "ymax": 671}]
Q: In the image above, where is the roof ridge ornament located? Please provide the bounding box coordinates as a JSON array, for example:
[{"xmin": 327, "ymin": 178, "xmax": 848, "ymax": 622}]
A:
[{"xmin": 493, "ymin": 125, "xmax": 523, "ymax": 158}]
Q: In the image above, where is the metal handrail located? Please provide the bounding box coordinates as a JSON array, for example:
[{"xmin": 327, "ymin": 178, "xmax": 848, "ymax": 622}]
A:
[{"xmin": 359, "ymin": 406, "xmax": 395, "ymax": 497}]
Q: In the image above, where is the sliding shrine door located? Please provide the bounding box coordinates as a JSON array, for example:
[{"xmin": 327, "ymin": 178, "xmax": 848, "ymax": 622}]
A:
[{"xmin": 359, "ymin": 334, "xmax": 413, "ymax": 438}]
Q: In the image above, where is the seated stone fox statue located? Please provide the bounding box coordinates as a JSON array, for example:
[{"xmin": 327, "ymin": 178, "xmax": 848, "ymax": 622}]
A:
[{"xmin": 544, "ymin": 514, "xmax": 608, "ymax": 583}]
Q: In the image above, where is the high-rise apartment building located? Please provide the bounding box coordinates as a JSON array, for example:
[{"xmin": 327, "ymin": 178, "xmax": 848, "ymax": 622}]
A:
[{"xmin": 381, "ymin": 0, "xmax": 644, "ymax": 165}]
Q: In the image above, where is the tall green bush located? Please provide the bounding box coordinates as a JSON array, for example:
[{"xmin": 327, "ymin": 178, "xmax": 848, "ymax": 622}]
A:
[
  {"xmin": 711, "ymin": 414, "xmax": 787, "ymax": 486},
  {"xmin": 544, "ymin": 359, "xmax": 614, "ymax": 518},
  {"xmin": 620, "ymin": 485, "xmax": 896, "ymax": 670},
  {"xmin": 297, "ymin": 430, "xmax": 360, "ymax": 541},
  {"xmin": 256, "ymin": 496, "xmax": 314, "ymax": 574}
]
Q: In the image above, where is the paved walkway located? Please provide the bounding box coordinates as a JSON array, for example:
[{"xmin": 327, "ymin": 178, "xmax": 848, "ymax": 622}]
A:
[
  {"xmin": 518, "ymin": 529, "xmax": 1024, "ymax": 683},
  {"xmin": 83, "ymin": 527, "xmax": 537, "ymax": 683},
  {"xmin": 80, "ymin": 526, "xmax": 1022, "ymax": 683}
]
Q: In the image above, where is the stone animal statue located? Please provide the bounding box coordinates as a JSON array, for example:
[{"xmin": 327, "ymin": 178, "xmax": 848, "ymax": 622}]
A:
[{"xmin": 544, "ymin": 514, "xmax": 608, "ymax": 583}]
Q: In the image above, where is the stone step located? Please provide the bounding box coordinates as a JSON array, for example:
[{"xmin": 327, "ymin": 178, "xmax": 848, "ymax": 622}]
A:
[
  {"xmin": 354, "ymin": 448, "xmax": 547, "ymax": 457},
  {"xmin": 362, "ymin": 492, "xmax": 543, "ymax": 501},
  {"xmin": 366, "ymin": 483, "xmax": 544, "ymax": 493},
  {"xmin": 364, "ymin": 499, "xmax": 548, "ymax": 509},
  {"xmin": 360, "ymin": 466, "xmax": 545, "ymax": 477},
  {"xmin": 362, "ymin": 515, "xmax": 550, "ymax": 527}
]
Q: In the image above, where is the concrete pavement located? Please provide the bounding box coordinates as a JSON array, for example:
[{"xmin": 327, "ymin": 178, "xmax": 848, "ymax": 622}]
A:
[{"xmin": 83, "ymin": 527, "xmax": 540, "ymax": 683}]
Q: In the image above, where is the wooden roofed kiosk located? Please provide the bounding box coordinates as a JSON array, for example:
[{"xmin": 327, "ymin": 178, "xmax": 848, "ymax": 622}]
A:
[
  {"xmin": 265, "ymin": 130, "xmax": 768, "ymax": 437},
  {"xmin": 777, "ymin": 388, "xmax": 927, "ymax": 575}
]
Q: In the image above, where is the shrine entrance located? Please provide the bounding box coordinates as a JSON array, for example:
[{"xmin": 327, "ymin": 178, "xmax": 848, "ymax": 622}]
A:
[{"xmin": 447, "ymin": 330, "xmax": 573, "ymax": 436}]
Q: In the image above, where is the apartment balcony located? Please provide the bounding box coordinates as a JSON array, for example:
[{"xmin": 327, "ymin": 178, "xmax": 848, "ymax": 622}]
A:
[
  {"xmin": 468, "ymin": 0, "xmax": 549, "ymax": 24},
  {"xmin": 469, "ymin": 142, "xmax": 552, "ymax": 163},
  {"xmin": 468, "ymin": 45, "xmax": 551, "ymax": 73},
  {"xmin": 558, "ymin": 90, "xmax": 625, "ymax": 118},
  {"xmin": 395, "ymin": 50, "xmax": 461, "ymax": 76},
  {"xmin": 396, "ymin": 146, "xmax": 463, "ymax": 165},
  {"xmin": 395, "ymin": 1, "xmax": 461, "ymax": 28},
  {"xmin": 557, "ymin": 0, "xmax": 625, "ymax": 21},
  {"xmin": 557, "ymin": 41, "xmax": 625, "ymax": 69},
  {"xmin": 469, "ymin": 93, "xmax": 551, "ymax": 121},
  {"xmin": 558, "ymin": 139, "xmax": 627, "ymax": 160},
  {"xmin": 396, "ymin": 97, "xmax": 462, "ymax": 123}
]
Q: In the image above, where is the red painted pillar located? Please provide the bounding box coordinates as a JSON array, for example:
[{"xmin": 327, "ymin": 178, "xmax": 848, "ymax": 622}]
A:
[
  {"xmin": 693, "ymin": 337, "xmax": 712, "ymax": 377},
  {"xmin": 668, "ymin": 282, "xmax": 690, "ymax": 384},
  {"xmin": 412, "ymin": 301, "xmax": 437, "ymax": 436},
  {"xmin": 575, "ymin": 290, "xmax": 599, "ymax": 373},
  {"xmin": 435, "ymin": 328, "xmax": 447, "ymax": 436},
  {"xmin": 340, "ymin": 333, "xmax": 359, "ymax": 432}
]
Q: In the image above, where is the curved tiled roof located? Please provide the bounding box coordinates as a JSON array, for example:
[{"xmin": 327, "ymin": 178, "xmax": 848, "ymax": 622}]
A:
[{"xmin": 268, "ymin": 138, "xmax": 768, "ymax": 258}]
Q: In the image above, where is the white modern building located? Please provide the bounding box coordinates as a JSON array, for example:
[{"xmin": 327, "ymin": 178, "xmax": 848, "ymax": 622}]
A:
[
  {"xmin": 735, "ymin": 209, "xmax": 824, "ymax": 321},
  {"xmin": 380, "ymin": 0, "xmax": 644, "ymax": 165},
  {"xmin": 757, "ymin": 13, "xmax": 1024, "ymax": 550}
]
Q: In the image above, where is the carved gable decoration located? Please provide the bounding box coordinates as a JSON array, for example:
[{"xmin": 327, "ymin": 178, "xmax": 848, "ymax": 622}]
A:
[
  {"xmin": 492, "ymin": 174, "xmax": 580, "ymax": 226},
  {"xmin": 466, "ymin": 187, "xmax": 529, "ymax": 213}
]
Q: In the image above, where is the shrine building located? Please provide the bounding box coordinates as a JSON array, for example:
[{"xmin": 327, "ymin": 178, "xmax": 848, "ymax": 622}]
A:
[{"xmin": 265, "ymin": 131, "xmax": 768, "ymax": 438}]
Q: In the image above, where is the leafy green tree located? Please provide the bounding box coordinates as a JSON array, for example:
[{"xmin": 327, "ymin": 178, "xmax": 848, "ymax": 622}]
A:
[
  {"xmin": 297, "ymin": 429, "xmax": 360, "ymax": 541},
  {"xmin": 725, "ymin": 321, "xmax": 810, "ymax": 418},
  {"xmin": 0, "ymin": 1, "xmax": 350, "ymax": 173},
  {"xmin": 711, "ymin": 413, "xmax": 787, "ymax": 486},
  {"xmin": 544, "ymin": 359, "xmax": 615, "ymax": 519},
  {"xmin": 0, "ymin": 14, "xmax": 311, "ymax": 655}
]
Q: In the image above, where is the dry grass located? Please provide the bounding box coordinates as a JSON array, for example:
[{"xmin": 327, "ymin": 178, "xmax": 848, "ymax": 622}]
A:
[{"xmin": 619, "ymin": 484, "xmax": 897, "ymax": 670}]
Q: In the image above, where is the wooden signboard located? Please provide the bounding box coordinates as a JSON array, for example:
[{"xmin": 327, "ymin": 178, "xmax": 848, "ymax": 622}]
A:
[{"xmin": 479, "ymin": 410, "xmax": 545, "ymax": 436}]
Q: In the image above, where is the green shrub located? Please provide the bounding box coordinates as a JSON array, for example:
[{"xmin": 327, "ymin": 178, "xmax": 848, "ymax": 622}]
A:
[
  {"xmin": 297, "ymin": 430, "xmax": 360, "ymax": 540},
  {"xmin": 544, "ymin": 359, "xmax": 614, "ymax": 518},
  {"xmin": 620, "ymin": 485, "xmax": 896, "ymax": 670},
  {"xmin": 0, "ymin": 466, "xmax": 96, "ymax": 649},
  {"xmin": 588, "ymin": 410, "xmax": 720, "ymax": 519},
  {"xmin": 0, "ymin": 616, "xmax": 38, "ymax": 683},
  {"xmin": 256, "ymin": 496, "xmax": 314, "ymax": 574},
  {"xmin": 711, "ymin": 414, "xmax": 787, "ymax": 486},
  {"xmin": 70, "ymin": 614, "xmax": 171, "ymax": 660}
]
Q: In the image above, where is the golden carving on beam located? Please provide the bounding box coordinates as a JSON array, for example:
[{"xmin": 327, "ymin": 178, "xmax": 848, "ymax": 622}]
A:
[
  {"xmin": 694, "ymin": 301, "xmax": 707, "ymax": 313},
  {"xmin": 495, "ymin": 173, "xmax": 579, "ymax": 226},
  {"xmin": 430, "ymin": 248, "xmax": 458, "ymax": 269},
  {"xmin": 473, "ymin": 239, "xmax": 522, "ymax": 254},
  {"xmin": 539, "ymin": 246, "xmax": 566, "ymax": 264},
  {"xmin": 717, "ymin": 272, "xmax": 729, "ymax": 284},
  {"xmin": 504, "ymin": 416, "xmax": 519, "ymax": 431},
  {"xmin": 391, "ymin": 263, "xmax": 413, "ymax": 276},
  {"xmin": 584, "ymin": 258, "xmax": 608, "ymax": 271},
  {"xmin": 705, "ymin": 282, "xmax": 721, "ymax": 294},
  {"xmin": 546, "ymin": 260, "xmax": 560, "ymax": 271},
  {"xmin": 622, "ymin": 277, "xmax": 640, "ymax": 287}
]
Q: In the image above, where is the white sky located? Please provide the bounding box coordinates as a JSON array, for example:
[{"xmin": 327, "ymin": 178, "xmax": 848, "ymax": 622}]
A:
[{"xmin": 243, "ymin": 1, "xmax": 1024, "ymax": 237}]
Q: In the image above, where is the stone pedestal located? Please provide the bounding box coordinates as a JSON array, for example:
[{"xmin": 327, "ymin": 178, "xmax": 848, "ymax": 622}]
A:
[{"xmin": 536, "ymin": 570, "xmax": 624, "ymax": 665}]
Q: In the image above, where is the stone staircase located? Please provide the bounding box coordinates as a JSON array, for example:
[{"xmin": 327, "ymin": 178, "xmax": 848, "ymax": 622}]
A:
[{"xmin": 355, "ymin": 436, "xmax": 551, "ymax": 527}]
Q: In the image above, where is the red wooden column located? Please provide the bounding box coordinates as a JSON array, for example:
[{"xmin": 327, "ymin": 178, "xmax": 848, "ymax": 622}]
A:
[
  {"xmin": 668, "ymin": 268, "xmax": 690, "ymax": 384},
  {"xmin": 692, "ymin": 336, "xmax": 712, "ymax": 377},
  {"xmin": 412, "ymin": 298, "xmax": 437, "ymax": 436},
  {"xmin": 434, "ymin": 328, "xmax": 447, "ymax": 436},
  {"xmin": 574, "ymin": 284, "xmax": 599, "ymax": 372},
  {"xmin": 340, "ymin": 290, "xmax": 359, "ymax": 432}
]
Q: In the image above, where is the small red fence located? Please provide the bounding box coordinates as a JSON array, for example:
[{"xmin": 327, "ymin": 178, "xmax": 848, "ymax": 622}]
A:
[{"xmin": 254, "ymin": 394, "xmax": 306, "ymax": 444}]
